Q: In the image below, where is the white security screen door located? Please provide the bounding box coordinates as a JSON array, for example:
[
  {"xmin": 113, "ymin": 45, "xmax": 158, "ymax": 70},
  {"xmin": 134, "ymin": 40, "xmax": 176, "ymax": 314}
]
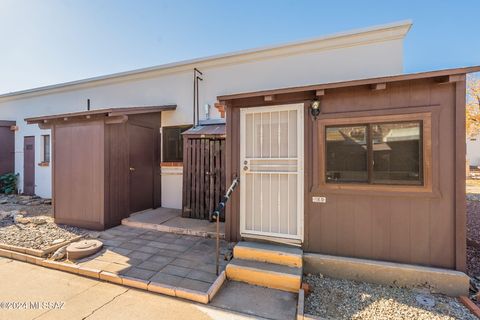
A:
[{"xmin": 240, "ymin": 103, "xmax": 304, "ymax": 241}]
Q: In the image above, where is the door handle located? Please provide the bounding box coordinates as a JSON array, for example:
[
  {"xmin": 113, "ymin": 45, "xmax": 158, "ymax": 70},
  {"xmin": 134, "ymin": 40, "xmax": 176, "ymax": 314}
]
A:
[{"xmin": 129, "ymin": 167, "xmax": 136, "ymax": 172}]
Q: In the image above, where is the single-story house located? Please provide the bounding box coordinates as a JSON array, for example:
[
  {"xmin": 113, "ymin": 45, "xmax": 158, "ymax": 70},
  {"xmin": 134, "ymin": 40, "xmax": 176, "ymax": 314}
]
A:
[{"xmin": 0, "ymin": 20, "xmax": 478, "ymax": 272}]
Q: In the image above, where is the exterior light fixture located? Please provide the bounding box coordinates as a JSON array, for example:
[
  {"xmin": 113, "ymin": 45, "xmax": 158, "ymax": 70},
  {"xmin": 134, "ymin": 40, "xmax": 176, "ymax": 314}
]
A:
[{"xmin": 310, "ymin": 99, "xmax": 321, "ymax": 119}]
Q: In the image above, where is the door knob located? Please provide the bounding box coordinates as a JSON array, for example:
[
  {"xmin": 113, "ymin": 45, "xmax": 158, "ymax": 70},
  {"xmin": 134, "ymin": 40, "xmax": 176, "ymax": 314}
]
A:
[{"xmin": 129, "ymin": 167, "xmax": 136, "ymax": 172}]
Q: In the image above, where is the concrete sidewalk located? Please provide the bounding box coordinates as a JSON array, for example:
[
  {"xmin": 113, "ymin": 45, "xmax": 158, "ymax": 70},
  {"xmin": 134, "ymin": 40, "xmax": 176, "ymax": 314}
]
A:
[{"xmin": 0, "ymin": 258, "xmax": 259, "ymax": 320}]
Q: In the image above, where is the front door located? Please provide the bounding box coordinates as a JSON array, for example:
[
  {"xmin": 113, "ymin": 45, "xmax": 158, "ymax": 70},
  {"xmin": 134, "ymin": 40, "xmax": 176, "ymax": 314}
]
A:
[
  {"xmin": 240, "ymin": 103, "xmax": 304, "ymax": 242},
  {"xmin": 129, "ymin": 124, "xmax": 154, "ymax": 213},
  {"xmin": 23, "ymin": 136, "xmax": 35, "ymax": 195}
]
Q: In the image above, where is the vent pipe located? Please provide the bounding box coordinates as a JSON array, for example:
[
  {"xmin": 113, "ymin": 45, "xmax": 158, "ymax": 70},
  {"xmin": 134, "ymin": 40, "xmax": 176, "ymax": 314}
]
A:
[{"xmin": 193, "ymin": 68, "xmax": 203, "ymax": 126}]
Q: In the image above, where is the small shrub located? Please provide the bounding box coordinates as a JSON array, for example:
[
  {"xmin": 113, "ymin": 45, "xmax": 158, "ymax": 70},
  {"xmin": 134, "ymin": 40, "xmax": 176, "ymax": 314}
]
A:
[{"xmin": 0, "ymin": 173, "xmax": 18, "ymax": 194}]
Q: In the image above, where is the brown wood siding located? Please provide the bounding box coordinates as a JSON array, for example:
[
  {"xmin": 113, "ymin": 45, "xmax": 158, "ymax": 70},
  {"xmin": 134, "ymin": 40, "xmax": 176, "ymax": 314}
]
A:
[
  {"xmin": 104, "ymin": 122, "xmax": 129, "ymax": 228},
  {"xmin": 0, "ymin": 121, "xmax": 15, "ymax": 176},
  {"xmin": 182, "ymin": 137, "xmax": 225, "ymax": 220},
  {"xmin": 224, "ymin": 77, "xmax": 467, "ymax": 270},
  {"xmin": 54, "ymin": 121, "xmax": 105, "ymax": 229}
]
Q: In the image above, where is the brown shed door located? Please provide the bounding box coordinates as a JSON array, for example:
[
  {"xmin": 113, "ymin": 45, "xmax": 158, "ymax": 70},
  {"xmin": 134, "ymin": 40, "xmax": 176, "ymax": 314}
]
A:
[
  {"xmin": 23, "ymin": 136, "xmax": 35, "ymax": 195},
  {"xmin": 0, "ymin": 125, "xmax": 14, "ymax": 175},
  {"xmin": 129, "ymin": 124, "xmax": 154, "ymax": 213}
]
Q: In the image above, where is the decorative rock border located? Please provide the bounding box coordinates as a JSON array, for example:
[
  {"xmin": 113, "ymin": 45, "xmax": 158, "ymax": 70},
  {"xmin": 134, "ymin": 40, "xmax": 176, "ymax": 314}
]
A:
[
  {"xmin": 0, "ymin": 246, "xmax": 226, "ymax": 305},
  {"xmin": 296, "ymin": 288, "xmax": 326, "ymax": 320},
  {"xmin": 296, "ymin": 289, "xmax": 325, "ymax": 320},
  {"xmin": 296, "ymin": 289, "xmax": 304, "ymax": 320},
  {"xmin": 0, "ymin": 235, "xmax": 84, "ymax": 257}
]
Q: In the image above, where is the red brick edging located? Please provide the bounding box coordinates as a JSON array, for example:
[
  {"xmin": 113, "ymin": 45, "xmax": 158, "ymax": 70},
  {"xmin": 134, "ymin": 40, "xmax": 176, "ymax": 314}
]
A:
[{"xmin": 459, "ymin": 296, "xmax": 480, "ymax": 319}]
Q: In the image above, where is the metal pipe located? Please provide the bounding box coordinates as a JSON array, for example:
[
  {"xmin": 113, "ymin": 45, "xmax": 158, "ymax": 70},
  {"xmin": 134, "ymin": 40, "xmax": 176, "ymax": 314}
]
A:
[
  {"xmin": 193, "ymin": 70, "xmax": 196, "ymax": 126},
  {"xmin": 87, "ymin": 99, "xmax": 90, "ymax": 111},
  {"xmin": 193, "ymin": 68, "xmax": 203, "ymax": 127},
  {"xmin": 216, "ymin": 214, "xmax": 220, "ymax": 275},
  {"xmin": 212, "ymin": 176, "xmax": 240, "ymax": 275}
]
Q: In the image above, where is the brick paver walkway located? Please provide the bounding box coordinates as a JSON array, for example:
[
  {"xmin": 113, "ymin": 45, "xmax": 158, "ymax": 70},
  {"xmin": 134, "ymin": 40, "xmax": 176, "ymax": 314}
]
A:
[{"xmin": 76, "ymin": 225, "xmax": 228, "ymax": 292}]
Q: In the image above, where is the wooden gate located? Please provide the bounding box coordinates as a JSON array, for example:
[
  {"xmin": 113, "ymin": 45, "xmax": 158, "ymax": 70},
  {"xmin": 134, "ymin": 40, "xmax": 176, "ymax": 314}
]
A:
[{"xmin": 182, "ymin": 125, "xmax": 226, "ymax": 220}]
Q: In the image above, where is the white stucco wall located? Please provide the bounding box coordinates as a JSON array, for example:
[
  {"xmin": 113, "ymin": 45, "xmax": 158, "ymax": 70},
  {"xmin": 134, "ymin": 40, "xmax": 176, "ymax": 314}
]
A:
[{"xmin": 0, "ymin": 22, "xmax": 409, "ymax": 205}]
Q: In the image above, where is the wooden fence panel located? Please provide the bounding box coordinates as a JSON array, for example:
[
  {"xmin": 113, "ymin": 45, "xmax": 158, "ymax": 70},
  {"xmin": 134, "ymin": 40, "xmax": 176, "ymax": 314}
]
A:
[{"xmin": 182, "ymin": 137, "xmax": 226, "ymax": 220}]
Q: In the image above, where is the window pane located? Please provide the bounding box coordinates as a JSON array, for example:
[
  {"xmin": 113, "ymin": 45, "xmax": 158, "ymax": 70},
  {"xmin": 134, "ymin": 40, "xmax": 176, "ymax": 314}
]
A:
[
  {"xmin": 372, "ymin": 122, "xmax": 422, "ymax": 185},
  {"xmin": 43, "ymin": 135, "xmax": 50, "ymax": 163},
  {"xmin": 326, "ymin": 125, "xmax": 368, "ymax": 183},
  {"xmin": 162, "ymin": 126, "xmax": 191, "ymax": 162}
]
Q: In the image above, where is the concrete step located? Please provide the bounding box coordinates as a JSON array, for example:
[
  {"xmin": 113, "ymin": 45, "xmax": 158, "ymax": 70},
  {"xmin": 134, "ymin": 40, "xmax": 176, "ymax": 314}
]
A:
[
  {"xmin": 233, "ymin": 241, "xmax": 303, "ymax": 268},
  {"xmin": 226, "ymin": 258, "xmax": 302, "ymax": 292}
]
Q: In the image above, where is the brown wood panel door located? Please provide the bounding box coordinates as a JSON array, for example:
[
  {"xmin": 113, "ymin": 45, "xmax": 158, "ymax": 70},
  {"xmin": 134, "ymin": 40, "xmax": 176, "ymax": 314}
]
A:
[
  {"xmin": 0, "ymin": 125, "xmax": 15, "ymax": 175},
  {"xmin": 129, "ymin": 124, "xmax": 154, "ymax": 213},
  {"xmin": 23, "ymin": 136, "xmax": 35, "ymax": 195}
]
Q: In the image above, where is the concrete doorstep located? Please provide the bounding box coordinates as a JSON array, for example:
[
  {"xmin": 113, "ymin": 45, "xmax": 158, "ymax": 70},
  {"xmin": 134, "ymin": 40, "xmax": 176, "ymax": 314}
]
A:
[{"xmin": 0, "ymin": 246, "xmax": 227, "ymax": 305}]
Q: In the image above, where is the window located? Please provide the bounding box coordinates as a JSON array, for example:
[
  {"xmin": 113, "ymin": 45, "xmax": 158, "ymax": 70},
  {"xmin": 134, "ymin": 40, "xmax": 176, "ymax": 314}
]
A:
[
  {"xmin": 326, "ymin": 121, "xmax": 422, "ymax": 185},
  {"xmin": 162, "ymin": 126, "xmax": 191, "ymax": 162},
  {"xmin": 41, "ymin": 134, "xmax": 50, "ymax": 163}
]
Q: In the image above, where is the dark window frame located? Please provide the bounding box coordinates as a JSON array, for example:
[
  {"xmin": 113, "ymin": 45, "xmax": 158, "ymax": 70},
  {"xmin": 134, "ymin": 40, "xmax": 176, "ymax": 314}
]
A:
[
  {"xmin": 42, "ymin": 134, "xmax": 51, "ymax": 163},
  {"xmin": 162, "ymin": 125, "xmax": 192, "ymax": 162},
  {"xmin": 325, "ymin": 120, "xmax": 424, "ymax": 186}
]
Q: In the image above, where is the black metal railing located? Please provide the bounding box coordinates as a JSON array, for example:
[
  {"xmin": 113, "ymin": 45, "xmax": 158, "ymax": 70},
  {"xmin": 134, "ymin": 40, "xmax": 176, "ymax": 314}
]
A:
[{"xmin": 211, "ymin": 176, "xmax": 240, "ymax": 275}]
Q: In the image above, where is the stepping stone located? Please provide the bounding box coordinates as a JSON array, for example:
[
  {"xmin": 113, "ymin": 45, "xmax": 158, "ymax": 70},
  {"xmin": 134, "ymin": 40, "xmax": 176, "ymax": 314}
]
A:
[{"xmin": 67, "ymin": 239, "xmax": 103, "ymax": 261}]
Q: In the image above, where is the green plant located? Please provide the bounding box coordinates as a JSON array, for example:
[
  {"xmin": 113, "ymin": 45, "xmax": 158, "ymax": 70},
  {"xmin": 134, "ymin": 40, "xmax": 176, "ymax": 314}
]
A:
[{"xmin": 0, "ymin": 173, "xmax": 18, "ymax": 194}]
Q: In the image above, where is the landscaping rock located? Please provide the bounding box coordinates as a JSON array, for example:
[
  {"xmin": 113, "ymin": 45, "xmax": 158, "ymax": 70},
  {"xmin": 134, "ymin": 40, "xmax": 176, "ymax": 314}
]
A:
[
  {"xmin": 51, "ymin": 238, "xmax": 65, "ymax": 245},
  {"xmin": 51, "ymin": 245, "xmax": 67, "ymax": 261},
  {"xmin": 15, "ymin": 215, "xmax": 30, "ymax": 224},
  {"xmin": 31, "ymin": 217, "xmax": 47, "ymax": 225},
  {"xmin": 0, "ymin": 211, "xmax": 10, "ymax": 220},
  {"xmin": 415, "ymin": 294, "xmax": 436, "ymax": 308},
  {"xmin": 304, "ymin": 274, "xmax": 477, "ymax": 320},
  {"xmin": 88, "ymin": 232, "xmax": 100, "ymax": 239},
  {"xmin": 0, "ymin": 215, "xmax": 86, "ymax": 250}
]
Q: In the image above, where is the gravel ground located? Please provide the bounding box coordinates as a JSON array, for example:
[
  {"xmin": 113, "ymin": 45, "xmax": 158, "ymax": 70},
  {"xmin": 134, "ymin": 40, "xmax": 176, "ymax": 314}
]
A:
[
  {"xmin": 0, "ymin": 194, "xmax": 52, "ymax": 217},
  {"xmin": 467, "ymin": 199, "xmax": 480, "ymax": 278},
  {"xmin": 466, "ymin": 178, "xmax": 480, "ymax": 308},
  {"xmin": 0, "ymin": 194, "xmax": 86, "ymax": 250},
  {"xmin": 304, "ymin": 274, "xmax": 476, "ymax": 320},
  {"xmin": 0, "ymin": 214, "xmax": 86, "ymax": 250}
]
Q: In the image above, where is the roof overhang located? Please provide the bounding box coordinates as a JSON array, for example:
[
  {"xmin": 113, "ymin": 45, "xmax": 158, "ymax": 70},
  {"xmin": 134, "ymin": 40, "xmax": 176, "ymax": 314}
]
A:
[
  {"xmin": 217, "ymin": 66, "xmax": 480, "ymax": 102},
  {"xmin": 182, "ymin": 124, "xmax": 226, "ymax": 138},
  {"xmin": 25, "ymin": 105, "xmax": 176, "ymax": 125}
]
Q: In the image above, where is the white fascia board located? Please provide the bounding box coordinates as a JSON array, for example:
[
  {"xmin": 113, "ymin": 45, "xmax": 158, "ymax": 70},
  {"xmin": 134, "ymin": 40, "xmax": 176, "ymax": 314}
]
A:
[{"xmin": 0, "ymin": 20, "xmax": 412, "ymax": 101}]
